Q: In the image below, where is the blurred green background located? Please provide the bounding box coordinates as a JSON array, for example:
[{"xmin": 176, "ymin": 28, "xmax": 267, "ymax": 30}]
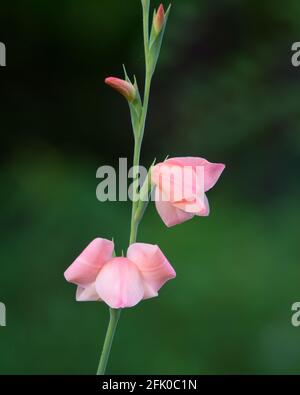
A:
[{"xmin": 0, "ymin": 0, "xmax": 300, "ymax": 374}]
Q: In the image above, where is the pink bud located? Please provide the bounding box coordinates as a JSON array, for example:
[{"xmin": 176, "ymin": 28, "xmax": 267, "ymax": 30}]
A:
[
  {"xmin": 105, "ymin": 77, "xmax": 136, "ymax": 102},
  {"xmin": 154, "ymin": 4, "xmax": 165, "ymax": 35}
]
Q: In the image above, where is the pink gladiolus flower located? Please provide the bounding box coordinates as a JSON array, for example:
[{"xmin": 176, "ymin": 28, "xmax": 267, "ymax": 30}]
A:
[
  {"xmin": 64, "ymin": 238, "xmax": 176, "ymax": 309},
  {"xmin": 105, "ymin": 77, "xmax": 136, "ymax": 102},
  {"xmin": 151, "ymin": 157, "xmax": 225, "ymax": 227},
  {"xmin": 154, "ymin": 4, "xmax": 165, "ymax": 34}
]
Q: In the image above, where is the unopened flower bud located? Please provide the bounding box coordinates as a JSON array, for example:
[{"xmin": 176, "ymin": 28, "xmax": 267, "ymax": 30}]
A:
[
  {"xmin": 105, "ymin": 77, "xmax": 136, "ymax": 102},
  {"xmin": 153, "ymin": 4, "xmax": 165, "ymax": 35}
]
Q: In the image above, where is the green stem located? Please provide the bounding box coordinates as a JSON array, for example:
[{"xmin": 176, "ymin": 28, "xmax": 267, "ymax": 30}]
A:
[
  {"xmin": 130, "ymin": 138, "xmax": 141, "ymax": 244},
  {"xmin": 129, "ymin": 2, "xmax": 152, "ymax": 245},
  {"xmin": 96, "ymin": 308, "xmax": 121, "ymax": 375}
]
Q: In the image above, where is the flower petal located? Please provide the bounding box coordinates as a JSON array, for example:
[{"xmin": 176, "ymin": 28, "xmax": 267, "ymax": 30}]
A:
[
  {"xmin": 64, "ymin": 238, "xmax": 114, "ymax": 286},
  {"xmin": 164, "ymin": 157, "xmax": 225, "ymax": 192},
  {"xmin": 152, "ymin": 163, "xmax": 196, "ymax": 203},
  {"xmin": 172, "ymin": 195, "xmax": 206, "ymax": 214},
  {"xmin": 195, "ymin": 194, "xmax": 210, "ymax": 217},
  {"xmin": 155, "ymin": 188, "xmax": 194, "ymax": 227},
  {"xmin": 76, "ymin": 284, "xmax": 100, "ymax": 302},
  {"xmin": 95, "ymin": 258, "xmax": 144, "ymax": 309},
  {"xmin": 127, "ymin": 243, "xmax": 176, "ymax": 299}
]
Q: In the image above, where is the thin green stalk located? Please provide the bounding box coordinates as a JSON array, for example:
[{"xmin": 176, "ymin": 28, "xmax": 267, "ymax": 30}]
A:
[
  {"xmin": 129, "ymin": 1, "xmax": 152, "ymax": 245},
  {"xmin": 129, "ymin": 70, "xmax": 152, "ymax": 245},
  {"xmin": 97, "ymin": 308, "xmax": 121, "ymax": 375},
  {"xmin": 130, "ymin": 138, "xmax": 142, "ymax": 244}
]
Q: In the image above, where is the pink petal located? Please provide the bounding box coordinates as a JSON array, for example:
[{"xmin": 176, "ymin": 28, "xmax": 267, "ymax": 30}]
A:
[
  {"xmin": 95, "ymin": 258, "xmax": 144, "ymax": 309},
  {"xmin": 127, "ymin": 243, "xmax": 176, "ymax": 299},
  {"xmin": 64, "ymin": 238, "xmax": 114, "ymax": 286},
  {"xmin": 155, "ymin": 188, "xmax": 194, "ymax": 227},
  {"xmin": 195, "ymin": 194, "xmax": 210, "ymax": 217},
  {"xmin": 152, "ymin": 163, "xmax": 196, "ymax": 203},
  {"xmin": 172, "ymin": 195, "xmax": 206, "ymax": 214},
  {"xmin": 76, "ymin": 284, "xmax": 100, "ymax": 302},
  {"xmin": 164, "ymin": 157, "xmax": 225, "ymax": 192}
]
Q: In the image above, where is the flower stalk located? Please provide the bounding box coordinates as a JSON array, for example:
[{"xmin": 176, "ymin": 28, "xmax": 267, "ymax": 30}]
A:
[
  {"xmin": 97, "ymin": 1, "xmax": 170, "ymax": 374},
  {"xmin": 97, "ymin": 308, "xmax": 121, "ymax": 375}
]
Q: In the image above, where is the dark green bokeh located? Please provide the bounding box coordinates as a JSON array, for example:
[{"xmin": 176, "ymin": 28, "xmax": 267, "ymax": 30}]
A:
[{"xmin": 0, "ymin": 0, "xmax": 300, "ymax": 374}]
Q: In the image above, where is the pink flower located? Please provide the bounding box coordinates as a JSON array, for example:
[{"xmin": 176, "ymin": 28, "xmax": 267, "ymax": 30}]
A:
[
  {"xmin": 105, "ymin": 77, "xmax": 136, "ymax": 102},
  {"xmin": 64, "ymin": 238, "xmax": 176, "ymax": 309},
  {"xmin": 153, "ymin": 4, "xmax": 165, "ymax": 35},
  {"xmin": 151, "ymin": 157, "xmax": 225, "ymax": 227}
]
